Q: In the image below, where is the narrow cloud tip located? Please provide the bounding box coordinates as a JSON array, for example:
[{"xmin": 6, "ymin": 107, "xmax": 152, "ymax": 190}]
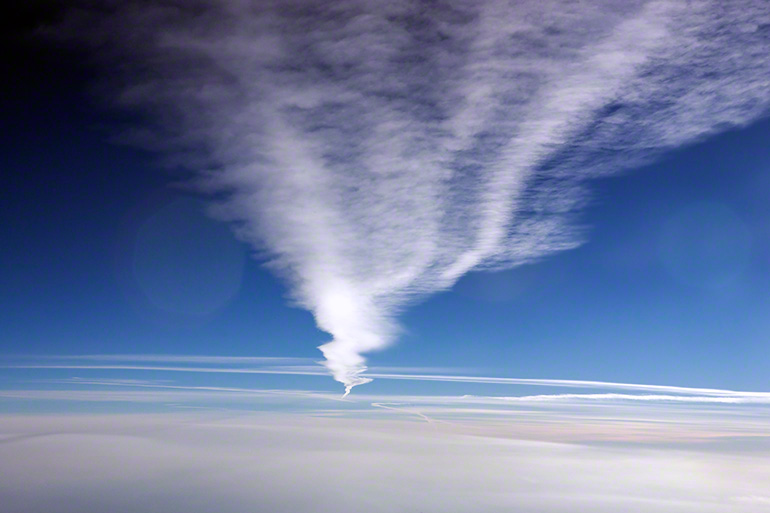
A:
[
  {"xmin": 342, "ymin": 376, "xmax": 373, "ymax": 398},
  {"xmin": 318, "ymin": 340, "xmax": 375, "ymax": 394}
]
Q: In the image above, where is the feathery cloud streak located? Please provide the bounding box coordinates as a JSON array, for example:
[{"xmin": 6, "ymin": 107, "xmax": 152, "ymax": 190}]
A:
[{"xmin": 65, "ymin": 0, "xmax": 770, "ymax": 390}]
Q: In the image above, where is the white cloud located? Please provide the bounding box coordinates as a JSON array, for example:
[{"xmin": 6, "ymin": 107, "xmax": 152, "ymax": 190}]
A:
[
  {"xmin": 498, "ymin": 393, "xmax": 770, "ymax": 404},
  {"xmin": 733, "ymin": 496, "xmax": 770, "ymax": 505},
  {"xmin": 0, "ymin": 414, "xmax": 769, "ymax": 513},
  {"xmin": 60, "ymin": 0, "xmax": 770, "ymax": 390}
]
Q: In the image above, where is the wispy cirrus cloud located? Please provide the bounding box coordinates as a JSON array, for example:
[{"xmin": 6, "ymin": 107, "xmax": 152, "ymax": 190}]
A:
[
  {"xmin": 56, "ymin": 0, "xmax": 770, "ymax": 391},
  {"xmin": 496, "ymin": 393, "xmax": 770, "ymax": 404}
]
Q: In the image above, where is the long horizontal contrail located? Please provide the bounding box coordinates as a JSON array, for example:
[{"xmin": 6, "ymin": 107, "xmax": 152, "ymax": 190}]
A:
[
  {"xmin": 59, "ymin": 0, "xmax": 770, "ymax": 391},
  {"xmin": 498, "ymin": 393, "xmax": 770, "ymax": 404},
  {"xmin": 6, "ymin": 362, "xmax": 770, "ymax": 398},
  {"xmin": 29, "ymin": 355, "xmax": 307, "ymax": 365},
  {"xmin": 6, "ymin": 383, "xmax": 770, "ymax": 406}
]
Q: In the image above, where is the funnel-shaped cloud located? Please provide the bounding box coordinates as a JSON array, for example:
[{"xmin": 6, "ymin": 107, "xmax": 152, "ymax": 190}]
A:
[{"xmin": 64, "ymin": 0, "xmax": 770, "ymax": 390}]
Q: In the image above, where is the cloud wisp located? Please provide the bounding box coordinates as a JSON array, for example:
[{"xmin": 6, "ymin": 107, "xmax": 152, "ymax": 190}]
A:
[{"xmin": 63, "ymin": 0, "xmax": 770, "ymax": 391}]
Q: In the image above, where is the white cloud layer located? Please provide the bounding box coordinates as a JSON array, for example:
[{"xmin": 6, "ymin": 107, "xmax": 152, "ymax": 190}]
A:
[
  {"xmin": 1, "ymin": 414, "xmax": 769, "ymax": 513},
  {"xmin": 62, "ymin": 0, "xmax": 770, "ymax": 390}
]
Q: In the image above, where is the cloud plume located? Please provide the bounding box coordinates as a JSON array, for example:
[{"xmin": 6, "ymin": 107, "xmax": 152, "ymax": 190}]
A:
[{"xmin": 63, "ymin": 0, "xmax": 770, "ymax": 391}]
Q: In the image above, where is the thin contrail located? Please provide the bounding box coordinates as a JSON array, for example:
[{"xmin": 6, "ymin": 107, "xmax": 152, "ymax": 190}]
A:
[{"xmin": 6, "ymin": 363, "xmax": 770, "ymax": 398}]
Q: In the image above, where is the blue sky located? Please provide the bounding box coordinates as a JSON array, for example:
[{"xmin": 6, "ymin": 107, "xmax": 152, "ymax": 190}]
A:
[{"xmin": 3, "ymin": 108, "xmax": 769, "ymax": 397}]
